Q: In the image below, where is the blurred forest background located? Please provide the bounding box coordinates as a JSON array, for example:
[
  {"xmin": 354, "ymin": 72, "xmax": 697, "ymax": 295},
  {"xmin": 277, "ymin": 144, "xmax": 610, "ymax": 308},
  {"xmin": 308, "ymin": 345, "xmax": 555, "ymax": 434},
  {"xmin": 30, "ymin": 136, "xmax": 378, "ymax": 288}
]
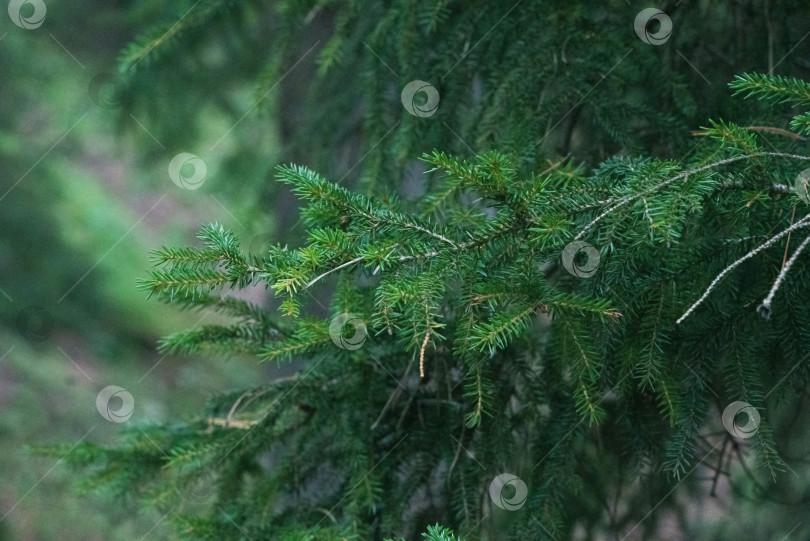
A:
[
  {"xmin": 0, "ymin": 1, "xmax": 283, "ymax": 538},
  {"xmin": 2, "ymin": 0, "xmax": 810, "ymax": 539}
]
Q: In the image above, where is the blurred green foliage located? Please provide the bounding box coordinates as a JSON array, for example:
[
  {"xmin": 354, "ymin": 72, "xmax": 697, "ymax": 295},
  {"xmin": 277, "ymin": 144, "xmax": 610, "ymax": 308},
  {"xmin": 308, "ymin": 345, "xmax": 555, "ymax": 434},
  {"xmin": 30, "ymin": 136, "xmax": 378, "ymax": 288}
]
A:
[
  {"xmin": 0, "ymin": 1, "xmax": 276, "ymax": 538},
  {"xmin": 4, "ymin": 0, "xmax": 810, "ymax": 539}
]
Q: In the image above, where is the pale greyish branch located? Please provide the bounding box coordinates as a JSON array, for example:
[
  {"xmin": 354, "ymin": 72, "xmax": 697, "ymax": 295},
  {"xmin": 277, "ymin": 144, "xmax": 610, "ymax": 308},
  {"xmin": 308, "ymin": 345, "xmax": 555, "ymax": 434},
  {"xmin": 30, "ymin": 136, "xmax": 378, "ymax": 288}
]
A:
[
  {"xmin": 400, "ymin": 221, "xmax": 457, "ymax": 247},
  {"xmin": 304, "ymin": 255, "xmax": 364, "ymax": 289},
  {"xmin": 573, "ymin": 181, "xmax": 789, "ymax": 217},
  {"xmin": 574, "ymin": 152, "xmax": 810, "ymax": 241},
  {"xmin": 396, "ymin": 235, "xmax": 484, "ymax": 263},
  {"xmin": 677, "ymin": 213, "xmax": 810, "ymax": 324},
  {"xmin": 207, "ymin": 417, "xmax": 258, "ymax": 429},
  {"xmin": 373, "ymin": 243, "xmax": 400, "ymax": 275},
  {"xmin": 757, "ymin": 232, "xmax": 810, "ymax": 320},
  {"xmin": 722, "ymin": 233, "xmax": 771, "ymax": 245},
  {"xmin": 396, "ymin": 235, "xmax": 483, "ymax": 262},
  {"xmin": 305, "ymin": 241, "xmax": 408, "ymax": 288},
  {"xmin": 398, "ymin": 250, "xmax": 441, "ymax": 262},
  {"xmin": 574, "ymin": 198, "xmax": 633, "ymax": 241},
  {"xmin": 717, "ymin": 178, "xmax": 793, "ymax": 193},
  {"xmin": 642, "ymin": 197, "xmax": 653, "ymax": 224},
  {"xmin": 306, "ymin": 222, "xmax": 455, "ymax": 287},
  {"xmin": 569, "ymin": 198, "xmax": 618, "ymax": 213}
]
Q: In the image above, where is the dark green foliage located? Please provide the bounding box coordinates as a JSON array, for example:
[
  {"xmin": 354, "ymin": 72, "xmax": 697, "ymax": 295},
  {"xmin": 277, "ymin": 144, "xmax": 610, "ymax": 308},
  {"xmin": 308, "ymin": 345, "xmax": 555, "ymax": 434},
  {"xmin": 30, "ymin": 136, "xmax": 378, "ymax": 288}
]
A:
[
  {"xmin": 386, "ymin": 524, "xmax": 465, "ymax": 541},
  {"xmin": 43, "ymin": 75, "xmax": 810, "ymax": 538},
  {"xmin": 32, "ymin": 1, "xmax": 810, "ymax": 539},
  {"xmin": 110, "ymin": 0, "xmax": 810, "ymax": 190}
]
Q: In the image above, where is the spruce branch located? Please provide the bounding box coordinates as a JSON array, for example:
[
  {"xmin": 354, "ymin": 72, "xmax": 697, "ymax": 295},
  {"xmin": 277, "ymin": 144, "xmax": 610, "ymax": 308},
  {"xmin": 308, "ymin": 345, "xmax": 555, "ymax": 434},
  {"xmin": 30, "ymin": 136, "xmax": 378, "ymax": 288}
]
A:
[
  {"xmin": 730, "ymin": 72, "xmax": 810, "ymax": 106},
  {"xmin": 574, "ymin": 152, "xmax": 810, "ymax": 241},
  {"xmin": 419, "ymin": 327, "xmax": 430, "ymax": 378},
  {"xmin": 744, "ymin": 126, "xmax": 806, "ymax": 141},
  {"xmin": 757, "ymin": 232, "xmax": 810, "ymax": 320},
  {"xmin": 304, "ymin": 255, "xmax": 365, "ymax": 289},
  {"xmin": 677, "ymin": 213, "xmax": 810, "ymax": 324},
  {"xmin": 46, "ymin": 0, "xmax": 810, "ymax": 531},
  {"xmin": 106, "ymin": 69, "xmax": 810, "ymax": 537},
  {"xmin": 149, "ymin": 246, "xmax": 223, "ymax": 268},
  {"xmin": 206, "ymin": 417, "xmax": 259, "ymax": 430},
  {"xmin": 138, "ymin": 268, "xmax": 235, "ymax": 300}
]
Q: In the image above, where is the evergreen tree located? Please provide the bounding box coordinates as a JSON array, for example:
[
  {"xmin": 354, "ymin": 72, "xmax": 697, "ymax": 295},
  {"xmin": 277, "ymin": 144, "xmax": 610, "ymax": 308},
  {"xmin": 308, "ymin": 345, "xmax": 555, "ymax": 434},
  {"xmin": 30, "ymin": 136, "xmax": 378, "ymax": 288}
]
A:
[{"xmin": 34, "ymin": 1, "xmax": 810, "ymax": 539}]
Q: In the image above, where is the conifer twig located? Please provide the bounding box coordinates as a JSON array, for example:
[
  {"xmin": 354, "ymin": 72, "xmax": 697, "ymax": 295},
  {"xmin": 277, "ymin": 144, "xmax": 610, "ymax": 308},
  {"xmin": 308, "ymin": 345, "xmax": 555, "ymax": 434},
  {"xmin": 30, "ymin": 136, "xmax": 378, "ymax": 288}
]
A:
[
  {"xmin": 744, "ymin": 126, "xmax": 806, "ymax": 141},
  {"xmin": 207, "ymin": 417, "xmax": 258, "ymax": 429},
  {"xmin": 373, "ymin": 244, "xmax": 400, "ymax": 275},
  {"xmin": 781, "ymin": 207, "xmax": 797, "ymax": 269},
  {"xmin": 420, "ymin": 300, "xmax": 432, "ymax": 378},
  {"xmin": 400, "ymin": 222, "xmax": 457, "ymax": 247},
  {"xmin": 574, "ymin": 152, "xmax": 810, "ymax": 241},
  {"xmin": 677, "ymin": 213, "xmax": 810, "ymax": 324},
  {"xmin": 304, "ymin": 255, "xmax": 365, "ymax": 289},
  {"xmin": 757, "ymin": 231, "xmax": 810, "ymax": 320},
  {"xmin": 420, "ymin": 327, "xmax": 431, "ymax": 378}
]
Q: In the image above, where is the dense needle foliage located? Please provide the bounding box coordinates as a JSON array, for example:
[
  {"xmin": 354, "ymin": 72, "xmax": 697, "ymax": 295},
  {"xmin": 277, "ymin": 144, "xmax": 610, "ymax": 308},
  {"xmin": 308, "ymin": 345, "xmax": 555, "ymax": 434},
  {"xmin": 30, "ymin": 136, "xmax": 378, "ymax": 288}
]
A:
[{"xmin": 33, "ymin": 1, "xmax": 810, "ymax": 539}]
